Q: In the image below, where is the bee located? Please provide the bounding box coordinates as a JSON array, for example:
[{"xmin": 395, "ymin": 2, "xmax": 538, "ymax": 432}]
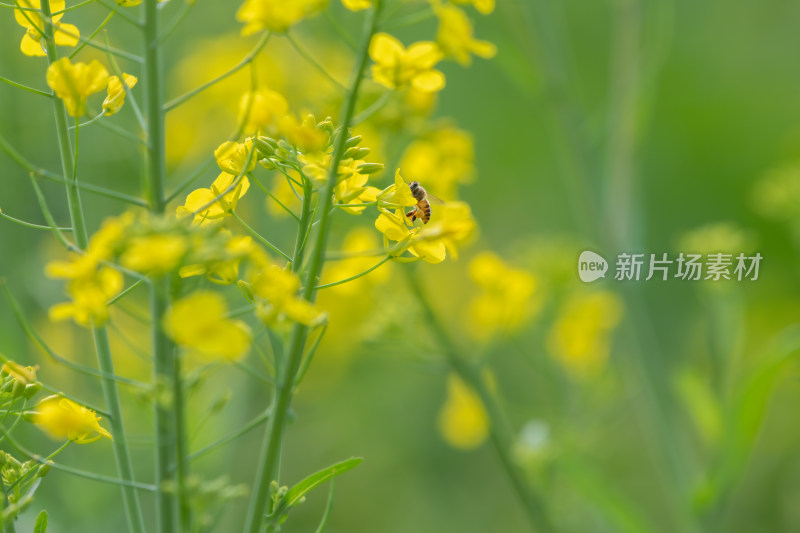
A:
[{"xmin": 407, "ymin": 181, "xmax": 433, "ymax": 224}]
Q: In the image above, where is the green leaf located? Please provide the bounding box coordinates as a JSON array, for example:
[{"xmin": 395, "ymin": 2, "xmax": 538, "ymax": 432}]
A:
[
  {"xmin": 34, "ymin": 510, "xmax": 48, "ymax": 533},
  {"xmin": 284, "ymin": 457, "xmax": 362, "ymax": 509}
]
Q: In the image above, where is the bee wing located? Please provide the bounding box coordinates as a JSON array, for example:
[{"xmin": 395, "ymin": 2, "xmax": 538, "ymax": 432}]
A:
[{"xmin": 427, "ymin": 193, "xmax": 446, "ymax": 205}]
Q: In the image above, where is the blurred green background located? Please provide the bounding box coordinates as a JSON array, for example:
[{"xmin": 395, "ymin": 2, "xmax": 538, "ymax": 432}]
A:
[{"xmin": 3, "ymin": 0, "xmax": 800, "ymax": 531}]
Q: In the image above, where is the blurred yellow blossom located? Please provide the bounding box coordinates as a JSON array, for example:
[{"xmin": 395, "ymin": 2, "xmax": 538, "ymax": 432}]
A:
[
  {"xmin": 435, "ymin": 4, "xmax": 496, "ymax": 66},
  {"xmin": 677, "ymin": 222, "xmax": 754, "ymax": 255},
  {"xmin": 46, "ymin": 58, "xmax": 109, "ymax": 117},
  {"xmin": 236, "ymin": 0, "xmax": 326, "ymax": 34},
  {"xmin": 548, "ymin": 291, "xmax": 623, "ymax": 379},
  {"xmin": 342, "ymin": 0, "xmax": 370, "ymax": 10},
  {"xmin": 180, "ymin": 234, "xmax": 254, "ymax": 285},
  {"xmin": 239, "ymin": 88, "xmax": 289, "ymax": 134},
  {"xmin": 120, "ymin": 234, "xmax": 189, "ymax": 275},
  {"xmin": 102, "ymin": 73, "xmax": 138, "ymax": 116},
  {"xmin": 248, "ymin": 250, "xmax": 324, "ymax": 327},
  {"xmin": 401, "ymin": 126, "xmax": 474, "ymax": 198},
  {"xmin": 165, "ymin": 291, "xmax": 252, "ymax": 362},
  {"xmin": 177, "ymin": 172, "xmax": 251, "ymax": 225},
  {"xmin": 437, "ymin": 374, "xmax": 489, "ymax": 450},
  {"xmin": 14, "ymin": 0, "xmax": 79, "ymax": 57},
  {"xmin": 369, "ymin": 33, "xmax": 445, "ymax": 92},
  {"xmin": 452, "ymin": 0, "xmax": 494, "ymax": 15},
  {"xmin": 1, "ymin": 361, "xmax": 38, "ymax": 387},
  {"xmin": 468, "ymin": 252, "xmax": 540, "ymax": 340},
  {"xmin": 47, "ymin": 262, "xmax": 123, "ymax": 327},
  {"xmin": 33, "ymin": 396, "xmax": 112, "ymax": 444}
]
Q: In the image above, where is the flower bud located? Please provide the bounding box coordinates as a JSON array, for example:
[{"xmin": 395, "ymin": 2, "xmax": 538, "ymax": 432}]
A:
[
  {"xmin": 255, "ymin": 136, "xmax": 278, "ymax": 157},
  {"xmin": 357, "ymin": 162, "xmax": 385, "ymax": 174},
  {"xmin": 344, "ymin": 146, "xmax": 370, "ymax": 159},
  {"xmin": 344, "ymin": 135, "xmax": 362, "ymax": 149},
  {"xmin": 37, "ymin": 464, "xmax": 51, "ymax": 478},
  {"xmin": 23, "ymin": 382, "xmax": 42, "ymax": 399}
]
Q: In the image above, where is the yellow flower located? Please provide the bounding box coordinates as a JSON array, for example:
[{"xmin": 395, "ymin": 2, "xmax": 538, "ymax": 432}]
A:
[
  {"xmin": 120, "ymin": 234, "xmax": 189, "ymax": 275},
  {"xmin": 177, "ymin": 172, "xmax": 251, "ymax": 225},
  {"xmin": 214, "ymin": 138, "xmax": 257, "ymax": 175},
  {"xmin": 375, "ymin": 173, "xmax": 476, "ymax": 263},
  {"xmin": 437, "ymin": 374, "xmax": 489, "ymax": 450},
  {"xmin": 369, "ymin": 33, "xmax": 445, "ymax": 92},
  {"xmin": 547, "ymin": 291, "xmax": 623, "ymax": 379},
  {"xmin": 88, "ymin": 211, "xmax": 135, "ymax": 261},
  {"xmin": 236, "ymin": 0, "xmax": 327, "ymax": 34},
  {"xmin": 47, "ymin": 263, "xmax": 123, "ymax": 327},
  {"xmin": 333, "ymin": 158, "xmax": 381, "ymax": 214},
  {"xmin": 102, "ymin": 73, "xmax": 138, "ymax": 116},
  {"xmin": 401, "ymin": 126, "xmax": 474, "ymax": 199},
  {"xmin": 180, "ymin": 234, "xmax": 254, "ymax": 285},
  {"xmin": 279, "ymin": 114, "xmax": 330, "ymax": 154},
  {"xmin": 342, "ymin": 0, "xmax": 370, "ymax": 10},
  {"xmin": 33, "ymin": 396, "xmax": 112, "ymax": 444},
  {"xmin": 14, "ymin": 0, "xmax": 79, "ymax": 57},
  {"xmin": 46, "ymin": 58, "xmax": 109, "ymax": 117},
  {"xmin": 239, "ymin": 88, "xmax": 289, "ymax": 134},
  {"xmin": 468, "ymin": 252, "xmax": 540, "ymax": 340},
  {"xmin": 248, "ymin": 251, "xmax": 324, "ymax": 327},
  {"xmin": 435, "ymin": 5, "xmax": 496, "ymax": 66},
  {"xmin": 164, "ymin": 291, "xmax": 252, "ymax": 362},
  {"xmin": 452, "ymin": 0, "xmax": 494, "ymax": 15},
  {"xmin": 376, "ymin": 170, "xmax": 418, "ymax": 210},
  {"xmin": 2, "ymin": 361, "xmax": 38, "ymax": 387}
]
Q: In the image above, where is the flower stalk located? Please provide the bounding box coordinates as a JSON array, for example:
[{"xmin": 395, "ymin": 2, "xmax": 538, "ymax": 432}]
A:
[
  {"xmin": 142, "ymin": 0, "xmax": 183, "ymax": 531},
  {"xmin": 242, "ymin": 4, "xmax": 382, "ymax": 532},
  {"xmin": 404, "ymin": 266, "xmax": 555, "ymax": 533},
  {"xmin": 38, "ymin": 2, "xmax": 146, "ymax": 533}
]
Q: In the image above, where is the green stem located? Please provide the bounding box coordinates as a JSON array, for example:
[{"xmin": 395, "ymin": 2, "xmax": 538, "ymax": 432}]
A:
[
  {"xmin": 231, "ymin": 211, "xmax": 292, "ymax": 263},
  {"xmin": 39, "ymin": 2, "xmax": 146, "ymax": 532},
  {"xmin": 143, "ymin": 0, "xmax": 182, "ymax": 531},
  {"xmin": 314, "ymin": 255, "xmax": 389, "ymax": 290},
  {"xmin": 0, "ymin": 75, "xmax": 51, "ymax": 97},
  {"xmin": 69, "ymin": 4, "xmax": 117, "ymax": 59},
  {"xmin": 285, "ymin": 31, "xmax": 346, "ymax": 92},
  {"xmin": 0, "ymin": 211, "xmax": 71, "ymax": 232},
  {"xmin": 404, "ymin": 266, "xmax": 555, "ymax": 533},
  {"xmin": 242, "ymin": 6, "xmax": 382, "ymax": 533}
]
